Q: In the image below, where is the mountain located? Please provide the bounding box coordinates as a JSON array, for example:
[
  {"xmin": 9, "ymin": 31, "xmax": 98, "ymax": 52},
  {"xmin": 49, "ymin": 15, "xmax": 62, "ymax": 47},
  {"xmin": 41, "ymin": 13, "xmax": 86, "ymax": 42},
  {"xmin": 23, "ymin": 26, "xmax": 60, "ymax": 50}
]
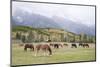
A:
[
  {"xmin": 12, "ymin": 8, "xmax": 61, "ymax": 29},
  {"xmin": 52, "ymin": 16, "xmax": 95, "ymax": 36},
  {"xmin": 12, "ymin": 8, "xmax": 95, "ymax": 36}
]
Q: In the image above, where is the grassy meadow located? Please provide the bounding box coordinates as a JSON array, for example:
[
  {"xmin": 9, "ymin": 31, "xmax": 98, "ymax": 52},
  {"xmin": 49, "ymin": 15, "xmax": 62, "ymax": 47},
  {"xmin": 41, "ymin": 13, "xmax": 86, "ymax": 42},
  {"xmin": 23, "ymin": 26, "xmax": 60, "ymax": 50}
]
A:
[{"xmin": 12, "ymin": 43, "xmax": 96, "ymax": 66}]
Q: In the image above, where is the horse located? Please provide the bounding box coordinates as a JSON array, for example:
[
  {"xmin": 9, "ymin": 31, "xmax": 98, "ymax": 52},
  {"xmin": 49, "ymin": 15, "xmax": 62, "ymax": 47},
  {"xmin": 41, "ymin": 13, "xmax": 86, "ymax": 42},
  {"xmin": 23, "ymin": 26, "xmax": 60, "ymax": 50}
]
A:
[
  {"xmin": 63, "ymin": 43, "xmax": 68, "ymax": 47},
  {"xmin": 54, "ymin": 44, "xmax": 59, "ymax": 49},
  {"xmin": 50, "ymin": 43, "xmax": 63, "ymax": 49},
  {"xmin": 34, "ymin": 44, "xmax": 52, "ymax": 56},
  {"xmin": 24, "ymin": 43, "xmax": 34, "ymax": 51},
  {"xmin": 82, "ymin": 43, "xmax": 89, "ymax": 48},
  {"xmin": 50, "ymin": 43, "xmax": 54, "ymax": 46},
  {"xmin": 71, "ymin": 43, "xmax": 77, "ymax": 48}
]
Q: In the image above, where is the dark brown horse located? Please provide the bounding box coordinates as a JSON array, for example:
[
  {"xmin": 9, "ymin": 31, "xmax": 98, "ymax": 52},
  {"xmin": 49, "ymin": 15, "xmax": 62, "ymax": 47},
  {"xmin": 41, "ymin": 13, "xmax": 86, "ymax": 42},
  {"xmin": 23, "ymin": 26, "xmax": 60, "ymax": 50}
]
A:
[
  {"xmin": 71, "ymin": 43, "xmax": 77, "ymax": 48},
  {"xmin": 50, "ymin": 43, "xmax": 63, "ymax": 49},
  {"xmin": 54, "ymin": 44, "xmax": 59, "ymax": 48},
  {"xmin": 34, "ymin": 44, "xmax": 52, "ymax": 56},
  {"xmin": 79, "ymin": 43, "xmax": 89, "ymax": 48},
  {"xmin": 24, "ymin": 44, "xmax": 34, "ymax": 51},
  {"xmin": 83, "ymin": 43, "xmax": 89, "ymax": 48},
  {"xmin": 63, "ymin": 43, "xmax": 68, "ymax": 47},
  {"xmin": 50, "ymin": 43, "xmax": 54, "ymax": 46}
]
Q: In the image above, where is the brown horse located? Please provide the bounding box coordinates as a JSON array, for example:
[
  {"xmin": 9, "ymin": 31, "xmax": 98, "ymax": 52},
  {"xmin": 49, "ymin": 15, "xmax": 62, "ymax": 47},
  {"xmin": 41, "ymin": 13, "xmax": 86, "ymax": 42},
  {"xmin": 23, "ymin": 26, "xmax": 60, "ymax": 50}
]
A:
[
  {"xmin": 50, "ymin": 43, "xmax": 54, "ymax": 46},
  {"xmin": 83, "ymin": 43, "xmax": 89, "ymax": 48},
  {"xmin": 24, "ymin": 44, "xmax": 34, "ymax": 51},
  {"xmin": 71, "ymin": 43, "xmax": 77, "ymax": 48},
  {"xmin": 63, "ymin": 43, "xmax": 68, "ymax": 47},
  {"xmin": 79, "ymin": 43, "xmax": 89, "ymax": 48},
  {"xmin": 34, "ymin": 44, "xmax": 52, "ymax": 56},
  {"xmin": 50, "ymin": 43, "xmax": 63, "ymax": 49}
]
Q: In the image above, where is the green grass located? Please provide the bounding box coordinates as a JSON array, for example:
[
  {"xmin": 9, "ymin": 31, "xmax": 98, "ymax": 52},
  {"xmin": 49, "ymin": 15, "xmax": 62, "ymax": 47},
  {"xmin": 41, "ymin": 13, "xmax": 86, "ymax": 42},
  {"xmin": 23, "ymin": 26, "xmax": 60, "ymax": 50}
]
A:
[{"xmin": 12, "ymin": 44, "xmax": 95, "ymax": 66}]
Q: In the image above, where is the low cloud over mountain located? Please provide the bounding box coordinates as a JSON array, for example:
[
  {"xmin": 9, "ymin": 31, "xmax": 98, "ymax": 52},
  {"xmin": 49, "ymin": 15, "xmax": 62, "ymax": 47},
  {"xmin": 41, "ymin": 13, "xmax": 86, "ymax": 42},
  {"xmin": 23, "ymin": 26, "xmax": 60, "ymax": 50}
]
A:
[{"xmin": 12, "ymin": 8, "xmax": 95, "ymax": 36}]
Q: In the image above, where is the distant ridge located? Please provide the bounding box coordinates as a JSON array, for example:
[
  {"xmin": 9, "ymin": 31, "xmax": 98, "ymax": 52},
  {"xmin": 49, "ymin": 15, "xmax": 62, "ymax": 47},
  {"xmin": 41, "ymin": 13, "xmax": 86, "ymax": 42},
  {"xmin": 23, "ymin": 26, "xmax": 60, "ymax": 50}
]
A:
[{"xmin": 12, "ymin": 8, "xmax": 95, "ymax": 36}]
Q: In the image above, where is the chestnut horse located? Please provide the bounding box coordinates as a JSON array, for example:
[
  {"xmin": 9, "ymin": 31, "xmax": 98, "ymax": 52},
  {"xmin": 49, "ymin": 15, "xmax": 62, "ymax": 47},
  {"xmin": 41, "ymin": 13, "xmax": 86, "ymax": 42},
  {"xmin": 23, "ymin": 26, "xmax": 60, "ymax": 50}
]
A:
[
  {"xmin": 34, "ymin": 44, "xmax": 52, "ymax": 56},
  {"xmin": 24, "ymin": 44, "xmax": 34, "ymax": 51}
]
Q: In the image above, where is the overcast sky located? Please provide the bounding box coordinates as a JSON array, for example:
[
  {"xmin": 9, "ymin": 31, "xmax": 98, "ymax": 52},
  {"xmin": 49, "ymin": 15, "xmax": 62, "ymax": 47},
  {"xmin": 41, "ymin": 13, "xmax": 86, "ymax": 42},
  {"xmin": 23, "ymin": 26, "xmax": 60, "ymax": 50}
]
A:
[{"xmin": 12, "ymin": 1, "xmax": 95, "ymax": 26}]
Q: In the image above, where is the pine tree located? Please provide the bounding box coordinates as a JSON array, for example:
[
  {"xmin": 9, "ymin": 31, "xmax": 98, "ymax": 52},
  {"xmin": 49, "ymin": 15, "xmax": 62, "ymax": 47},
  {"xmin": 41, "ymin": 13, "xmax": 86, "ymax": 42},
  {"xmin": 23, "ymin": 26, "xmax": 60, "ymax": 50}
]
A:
[
  {"xmin": 22, "ymin": 35, "xmax": 26, "ymax": 43},
  {"xmin": 16, "ymin": 32, "xmax": 21, "ymax": 40},
  {"xmin": 27, "ymin": 31, "xmax": 34, "ymax": 43}
]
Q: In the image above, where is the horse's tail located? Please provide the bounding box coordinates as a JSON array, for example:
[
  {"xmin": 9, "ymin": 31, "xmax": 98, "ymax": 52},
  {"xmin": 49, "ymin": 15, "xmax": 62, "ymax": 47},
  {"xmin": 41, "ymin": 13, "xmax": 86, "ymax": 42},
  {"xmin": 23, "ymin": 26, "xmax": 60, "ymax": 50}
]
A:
[{"xmin": 48, "ymin": 46, "xmax": 52, "ymax": 55}]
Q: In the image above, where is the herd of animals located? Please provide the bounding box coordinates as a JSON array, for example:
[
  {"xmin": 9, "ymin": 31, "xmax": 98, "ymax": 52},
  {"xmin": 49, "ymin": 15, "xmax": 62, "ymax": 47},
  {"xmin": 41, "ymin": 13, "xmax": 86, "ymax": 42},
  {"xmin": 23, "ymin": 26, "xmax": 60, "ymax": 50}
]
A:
[{"xmin": 19, "ymin": 42, "xmax": 90, "ymax": 56}]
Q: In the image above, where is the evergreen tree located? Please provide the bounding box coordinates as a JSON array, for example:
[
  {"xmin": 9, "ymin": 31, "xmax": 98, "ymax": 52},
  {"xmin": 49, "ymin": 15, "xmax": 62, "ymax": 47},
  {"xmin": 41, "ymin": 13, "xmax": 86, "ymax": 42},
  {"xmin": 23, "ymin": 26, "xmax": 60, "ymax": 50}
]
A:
[
  {"xmin": 27, "ymin": 31, "xmax": 34, "ymax": 43},
  {"xmin": 16, "ymin": 32, "xmax": 21, "ymax": 40},
  {"xmin": 22, "ymin": 35, "xmax": 26, "ymax": 43}
]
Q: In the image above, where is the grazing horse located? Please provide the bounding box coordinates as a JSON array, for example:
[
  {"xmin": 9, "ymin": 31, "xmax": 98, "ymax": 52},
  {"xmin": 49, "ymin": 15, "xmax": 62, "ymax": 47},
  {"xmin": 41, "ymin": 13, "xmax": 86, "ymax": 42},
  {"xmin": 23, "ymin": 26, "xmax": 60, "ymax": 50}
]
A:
[
  {"xmin": 54, "ymin": 44, "xmax": 59, "ymax": 49},
  {"xmin": 71, "ymin": 44, "xmax": 77, "ymax": 48},
  {"xmin": 63, "ymin": 44, "xmax": 68, "ymax": 47},
  {"xmin": 24, "ymin": 44, "xmax": 34, "ymax": 51},
  {"xmin": 50, "ymin": 44, "xmax": 54, "ymax": 46},
  {"xmin": 50, "ymin": 43, "xmax": 63, "ymax": 49},
  {"xmin": 83, "ymin": 43, "xmax": 89, "ymax": 48},
  {"xmin": 34, "ymin": 44, "xmax": 52, "ymax": 56}
]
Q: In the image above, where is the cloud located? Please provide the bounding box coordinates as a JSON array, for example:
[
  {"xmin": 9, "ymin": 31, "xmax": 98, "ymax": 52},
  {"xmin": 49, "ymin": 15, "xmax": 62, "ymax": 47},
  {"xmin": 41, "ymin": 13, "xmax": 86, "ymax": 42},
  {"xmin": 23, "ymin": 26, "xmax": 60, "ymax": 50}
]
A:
[{"xmin": 12, "ymin": 1, "xmax": 95, "ymax": 26}]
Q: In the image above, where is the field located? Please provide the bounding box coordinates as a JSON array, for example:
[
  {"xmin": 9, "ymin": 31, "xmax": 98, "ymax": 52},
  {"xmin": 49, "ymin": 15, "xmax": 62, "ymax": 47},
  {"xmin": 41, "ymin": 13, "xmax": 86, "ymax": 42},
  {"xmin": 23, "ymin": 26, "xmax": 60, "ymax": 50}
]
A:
[{"xmin": 12, "ymin": 43, "xmax": 96, "ymax": 66}]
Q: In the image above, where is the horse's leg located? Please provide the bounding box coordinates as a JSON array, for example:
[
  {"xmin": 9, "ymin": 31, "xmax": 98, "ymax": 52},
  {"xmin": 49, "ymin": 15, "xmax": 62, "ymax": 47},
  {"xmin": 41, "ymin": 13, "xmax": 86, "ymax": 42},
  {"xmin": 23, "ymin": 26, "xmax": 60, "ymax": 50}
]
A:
[
  {"xmin": 45, "ymin": 49, "xmax": 49, "ymax": 56},
  {"xmin": 30, "ymin": 48, "xmax": 32, "ymax": 51},
  {"xmin": 75, "ymin": 45, "xmax": 77, "ymax": 48},
  {"xmin": 88, "ymin": 45, "xmax": 89, "ymax": 48},
  {"xmin": 53, "ymin": 45, "xmax": 55, "ymax": 49},
  {"xmin": 46, "ymin": 49, "xmax": 49, "ymax": 56},
  {"xmin": 34, "ymin": 48, "xmax": 39, "ymax": 56},
  {"xmin": 43, "ymin": 50, "xmax": 46, "ymax": 56},
  {"xmin": 57, "ymin": 45, "xmax": 59, "ymax": 48},
  {"xmin": 24, "ymin": 47, "xmax": 27, "ymax": 51},
  {"xmin": 34, "ymin": 50, "xmax": 37, "ymax": 56},
  {"xmin": 30, "ymin": 47, "xmax": 34, "ymax": 51},
  {"xmin": 87, "ymin": 45, "xmax": 89, "ymax": 48},
  {"xmin": 32, "ymin": 47, "xmax": 34, "ymax": 51},
  {"xmin": 71, "ymin": 46, "xmax": 73, "ymax": 48},
  {"xmin": 83, "ymin": 45, "xmax": 84, "ymax": 48},
  {"xmin": 34, "ymin": 51, "xmax": 37, "ymax": 56}
]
